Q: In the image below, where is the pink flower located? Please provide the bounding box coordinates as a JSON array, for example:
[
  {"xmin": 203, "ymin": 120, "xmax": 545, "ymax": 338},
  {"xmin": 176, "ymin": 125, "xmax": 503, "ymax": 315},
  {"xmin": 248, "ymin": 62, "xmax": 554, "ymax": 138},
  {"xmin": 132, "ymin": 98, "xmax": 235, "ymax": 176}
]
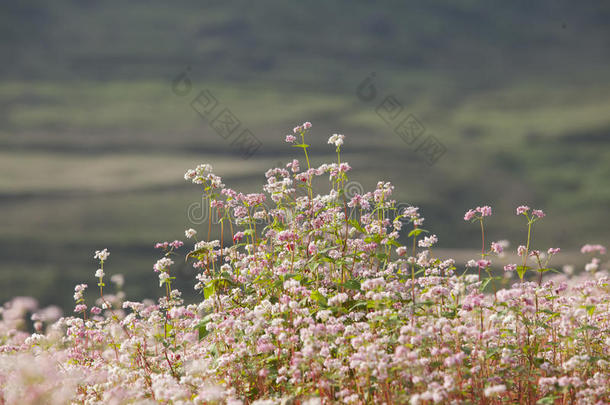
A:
[
  {"xmin": 90, "ymin": 306, "xmax": 102, "ymax": 315},
  {"xmin": 465, "ymin": 206, "xmax": 491, "ymax": 220},
  {"xmin": 74, "ymin": 304, "xmax": 87, "ymax": 313},
  {"xmin": 516, "ymin": 205, "xmax": 530, "ymax": 215},
  {"xmin": 169, "ymin": 240, "xmax": 183, "ymax": 249},
  {"xmin": 532, "ymin": 209, "xmax": 545, "ymax": 218},
  {"xmin": 580, "ymin": 244, "xmax": 607, "ymax": 255},
  {"xmin": 476, "ymin": 206, "xmax": 492, "ymax": 217},
  {"xmin": 308, "ymin": 241, "xmax": 317, "ymax": 255},
  {"xmin": 547, "ymin": 247, "xmax": 561, "ymax": 255},
  {"xmin": 293, "ymin": 126, "xmax": 302, "ymax": 134},
  {"xmin": 491, "ymin": 242, "xmax": 503, "ymax": 254},
  {"xmin": 285, "ymin": 135, "xmax": 296, "ymax": 143},
  {"xmin": 155, "ymin": 242, "xmax": 169, "ymax": 249},
  {"xmin": 303, "ymin": 121, "xmax": 312, "ymax": 129},
  {"xmin": 504, "ymin": 264, "xmax": 517, "ymax": 272},
  {"xmin": 477, "ymin": 259, "xmax": 491, "ymax": 268},
  {"xmin": 517, "ymin": 245, "xmax": 527, "ymax": 256},
  {"xmin": 464, "ymin": 209, "xmax": 476, "ymax": 221},
  {"xmin": 288, "ymin": 159, "xmax": 300, "ymax": 173}
]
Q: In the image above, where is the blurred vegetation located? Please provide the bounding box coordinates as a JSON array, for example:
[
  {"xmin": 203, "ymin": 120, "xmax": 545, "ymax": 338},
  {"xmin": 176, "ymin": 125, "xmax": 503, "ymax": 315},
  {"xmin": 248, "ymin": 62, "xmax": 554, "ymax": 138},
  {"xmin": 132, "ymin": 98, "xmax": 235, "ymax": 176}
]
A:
[{"xmin": 0, "ymin": 0, "xmax": 608, "ymax": 309}]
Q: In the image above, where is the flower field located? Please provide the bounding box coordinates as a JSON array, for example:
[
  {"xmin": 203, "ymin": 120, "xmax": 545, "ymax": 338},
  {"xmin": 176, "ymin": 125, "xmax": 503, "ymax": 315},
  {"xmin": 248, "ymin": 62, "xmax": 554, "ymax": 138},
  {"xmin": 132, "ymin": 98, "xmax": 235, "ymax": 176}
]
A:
[{"xmin": 0, "ymin": 124, "xmax": 608, "ymax": 404}]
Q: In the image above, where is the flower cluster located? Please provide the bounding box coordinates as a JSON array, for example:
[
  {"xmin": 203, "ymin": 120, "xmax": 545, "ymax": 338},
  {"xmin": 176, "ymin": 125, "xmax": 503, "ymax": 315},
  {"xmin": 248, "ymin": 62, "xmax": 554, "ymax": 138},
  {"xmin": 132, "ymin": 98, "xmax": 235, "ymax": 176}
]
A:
[{"xmin": 0, "ymin": 124, "xmax": 608, "ymax": 404}]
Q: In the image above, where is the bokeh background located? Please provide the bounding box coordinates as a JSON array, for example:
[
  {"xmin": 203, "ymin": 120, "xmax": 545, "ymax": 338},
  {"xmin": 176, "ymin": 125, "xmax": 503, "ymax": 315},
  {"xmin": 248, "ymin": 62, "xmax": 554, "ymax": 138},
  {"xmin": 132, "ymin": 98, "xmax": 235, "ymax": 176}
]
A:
[{"xmin": 1, "ymin": 0, "xmax": 609, "ymax": 309}]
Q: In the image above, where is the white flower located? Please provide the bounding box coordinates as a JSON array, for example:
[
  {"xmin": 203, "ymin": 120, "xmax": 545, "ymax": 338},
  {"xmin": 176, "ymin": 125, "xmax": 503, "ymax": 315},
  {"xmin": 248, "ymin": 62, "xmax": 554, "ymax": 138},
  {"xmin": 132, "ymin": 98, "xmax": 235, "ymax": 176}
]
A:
[
  {"xmin": 418, "ymin": 234, "xmax": 438, "ymax": 248},
  {"xmin": 94, "ymin": 248, "xmax": 110, "ymax": 261},
  {"xmin": 484, "ymin": 384, "xmax": 506, "ymax": 397},
  {"xmin": 110, "ymin": 274, "xmax": 124, "ymax": 288},
  {"xmin": 154, "ymin": 257, "xmax": 174, "ymax": 272},
  {"xmin": 185, "ymin": 228, "xmax": 197, "ymax": 239},
  {"xmin": 195, "ymin": 240, "xmax": 220, "ymax": 251},
  {"xmin": 327, "ymin": 134, "xmax": 345, "ymax": 148},
  {"xmin": 159, "ymin": 272, "xmax": 169, "ymax": 287},
  {"xmin": 95, "ymin": 268, "xmax": 105, "ymax": 278}
]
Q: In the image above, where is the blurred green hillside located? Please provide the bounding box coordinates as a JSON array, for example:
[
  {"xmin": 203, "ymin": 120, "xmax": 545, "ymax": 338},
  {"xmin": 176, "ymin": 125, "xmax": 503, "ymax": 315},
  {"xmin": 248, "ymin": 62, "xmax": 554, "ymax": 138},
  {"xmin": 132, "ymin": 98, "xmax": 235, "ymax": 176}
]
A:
[{"xmin": 1, "ymin": 0, "xmax": 609, "ymax": 309}]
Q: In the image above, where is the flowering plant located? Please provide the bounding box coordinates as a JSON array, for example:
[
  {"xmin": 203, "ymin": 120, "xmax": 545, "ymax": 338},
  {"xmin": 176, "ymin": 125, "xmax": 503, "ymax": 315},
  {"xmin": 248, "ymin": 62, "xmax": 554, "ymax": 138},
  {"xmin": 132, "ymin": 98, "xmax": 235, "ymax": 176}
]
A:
[{"xmin": 0, "ymin": 123, "xmax": 608, "ymax": 404}]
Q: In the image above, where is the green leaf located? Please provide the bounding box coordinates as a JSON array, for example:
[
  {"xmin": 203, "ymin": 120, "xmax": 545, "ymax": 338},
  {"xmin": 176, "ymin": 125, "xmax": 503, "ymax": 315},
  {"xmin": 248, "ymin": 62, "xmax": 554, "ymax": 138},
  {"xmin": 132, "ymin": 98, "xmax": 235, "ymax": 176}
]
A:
[
  {"xmin": 582, "ymin": 305, "xmax": 596, "ymax": 316},
  {"xmin": 408, "ymin": 228, "xmax": 429, "ymax": 238},
  {"xmin": 310, "ymin": 290, "xmax": 327, "ymax": 306},
  {"xmin": 516, "ymin": 265, "xmax": 530, "ymax": 280},
  {"xmin": 203, "ymin": 283, "xmax": 215, "ymax": 299},
  {"xmin": 536, "ymin": 268, "xmax": 558, "ymax": 273},
  {"xmin": 342, "ymin": 279, "xmax": 361, "ymax": 291},
  {"xmin": 196, "ymin": 315, "xmax": 213, "ymax": 340},
  {"xmin": 537, "ymin": 396, "xmax": 558, "ymax": 404},
  {"xmin": 386, "ymin": 239, "xmax": 401, "ymax": 248},
  {"xmin": 348, "ymin": 301, "xmax": 367, "ymax": 311},
  {"xmin": 348, "ymin": 219, "xmax": 366, "ymax": 234}
]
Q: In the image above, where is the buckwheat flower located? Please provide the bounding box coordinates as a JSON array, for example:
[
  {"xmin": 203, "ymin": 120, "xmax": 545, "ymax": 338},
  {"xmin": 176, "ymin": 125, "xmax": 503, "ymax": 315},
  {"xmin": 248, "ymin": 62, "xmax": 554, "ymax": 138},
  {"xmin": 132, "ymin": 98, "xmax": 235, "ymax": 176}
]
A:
[
  {"xmin": 169, "ymin": 240, "xmax": 183, "ymax": 249},
  {"xmin": 418, "ymin": 234, "xmax": 438, "ymax": 248},
  {"xmin": 548, "ymin": 247, "xmax": 561, "ymax": 255},
  {"xmin": 532, "ymin": 209, "xmax": 545, "ymax": 218},
  {"xmin": 504, "ymin": 264, "xmax": 517, "ymax": 272},
  {"xmin": 338, "ymin": 162, "xmax": 351, "ymax": 173},
  {"xmin": 484, "ymin": 384, "xmax": 506, "ymax": 397},
  {"xmin": 317, "ymin": 310, "xmax": 332, "ymax": 322},
  {"xmin": 328, "ymin": 250, "xmax": 341, "ymax": 260},
  {"xmin": 185, "ymin": 228, "xmax": 197, "ymax": 239},
  {"xmin": 233, "ymin": 231, "xmax": 245, "ymax": 243},
  {"xmin": 477, "ymin": 259, "xmax": 491, "ymax": 268},
  {"xmin": 110, "ymin": 274, "xmax": 124, "ymax": 288},
  {"xmin": 74, "ymin": 283, "xmax": 87, "ymax": 292},
  {"xmin": 491, "ymin": 241, "xmax": 503, "ymax": 254},
  {"xmin": 517, "ymin": 245, "xmax": 527, "ymax": 256},
  {"xmin": 308, "ymin": 241, "xmax": 317, "ymax": 255},
  {"xmin": 476, "ymin": 205, "xmax": 492, "ymax": 216},
  {"xmin": 155, "ymin": 241, "xmax": 169, "ymax": 249},
  {"xmin": 403, "ymin": 206, "xmax": 419, "ymax": 219},
  {"xmin": 516, "ymin": 205, "xmax": 530, "ymax": 215},
  {"xmin": 184, "ymin": 169, "xmax": 196, "ymax": 181},
  {"xmin": 94, "ymin": 248, "xmax": 110, "ymax": 261},
  {"xmin": 585, "ymin": 258, "xmax": 600, "ymax": 273},
  {"xmin": 327, "ymin": 134, "xmax": 345, "ymax": 148},
  {"xmin": 285, "ymin": 134, "xmax": 296, "ymax": 143},
  {"xmin": 95, "ymin": 268, "xmax": 105, "ymax": 278},
  {"xmin": 158, "ymin": 271, "xmax": 170, "ymax": 287},
  {"xmin": 288, "ymin": 159, "xmax": 300, "ymax": 172},
  {"xmin": 90, "ymin": 306, "xmax": 102, "ymax": 315},
  {"xmin": 303, "ymin": 121, "xmax": 312, "ymax": 129},
  {"xmin": 467, "ymin": 259, "xmax": 477, "ymax": 267},
  {"xmin": 74, "ymin": 304, "xmax": 87, "ymax": 313},
  {"xmin": 396, "ymin": 246, "xmax": 407, "ymax": 256},
  {"xmin": 153, "ymin": 257, "xmax": 174, "ymax": 272},
  {"xmin": 464, "ymin": 209, "xmax": 476, "ymax": 221},
  {"xmin": 580, "ymin": 244, "xmax": 607, "ymax": 255},
  {"xmin": 293, "ymin": 125, "xmax": 302, "ymax": 134}
]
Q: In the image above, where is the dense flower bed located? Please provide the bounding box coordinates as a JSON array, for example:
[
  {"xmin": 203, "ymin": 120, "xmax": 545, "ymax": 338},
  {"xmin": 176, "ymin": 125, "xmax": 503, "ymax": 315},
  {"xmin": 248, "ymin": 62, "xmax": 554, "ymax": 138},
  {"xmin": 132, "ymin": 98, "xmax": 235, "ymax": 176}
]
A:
[{"xmin": 1, "ymin": 123, "xmax": 608, "ymax": 404}]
